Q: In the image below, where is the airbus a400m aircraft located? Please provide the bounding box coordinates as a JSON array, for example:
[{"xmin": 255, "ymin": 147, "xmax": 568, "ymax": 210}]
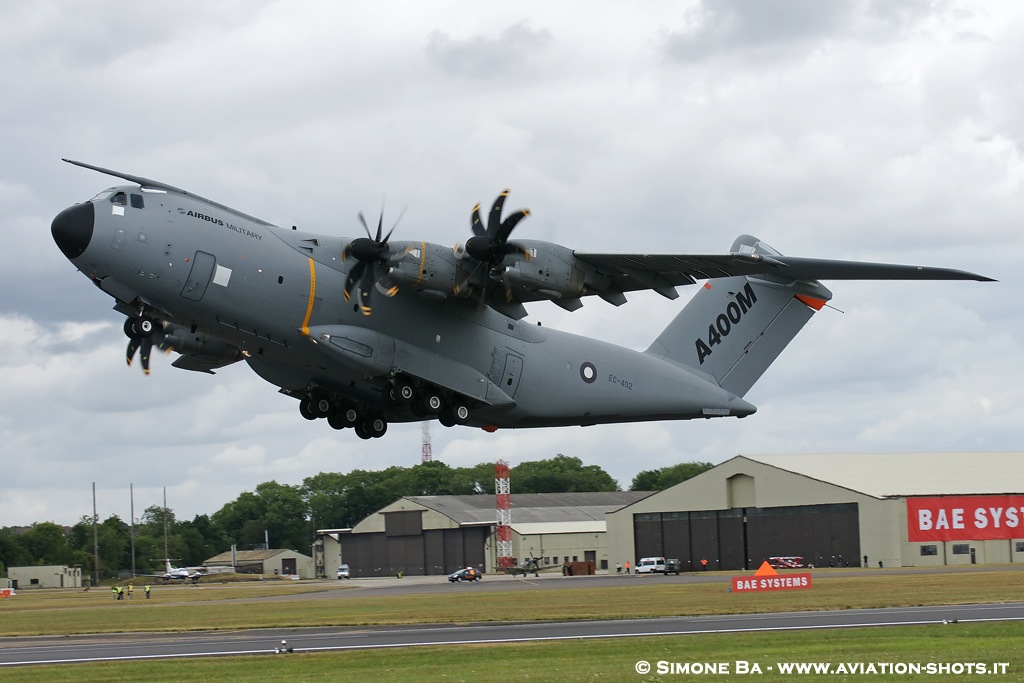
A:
[{"xmin": 51, "ymin": 159, "xmax": 992, "ymax": 440}]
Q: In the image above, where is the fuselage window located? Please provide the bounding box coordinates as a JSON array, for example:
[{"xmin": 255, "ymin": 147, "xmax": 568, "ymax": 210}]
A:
[
  {"xmin": 130, "ymin": 193, "xmax": 144, "ymax": 209},
  {"xmin": 111, "ymin": 192, "xmax": 127, "ymax": 207}
]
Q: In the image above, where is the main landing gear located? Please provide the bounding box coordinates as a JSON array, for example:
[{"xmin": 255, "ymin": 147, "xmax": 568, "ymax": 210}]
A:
[
  {"xmin": 296, "ymin": 376, "xmax": 472, "ymax": 439},
  {"xmin": 298, "ymin": 391, "xmax": 386, "ymax": 440},
  {"xmin": 382, "ymin": 376, "xmax": 471, "ymax": 428}
]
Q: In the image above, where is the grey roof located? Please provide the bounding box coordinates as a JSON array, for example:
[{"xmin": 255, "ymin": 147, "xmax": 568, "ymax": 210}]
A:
[
  {"xmin": 405, "ymin": 491, "xmax": 652, "ymax": 525},
  {"xmin": 204, "ymin": 549, "xmax": 310, "ymax": 564},
  {"xmin": 741, "ymin": 452, "xmax": 1024, "ymax": 498}
]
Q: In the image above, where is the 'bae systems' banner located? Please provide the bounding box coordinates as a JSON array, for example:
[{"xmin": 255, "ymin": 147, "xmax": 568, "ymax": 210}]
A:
[{"xmin": 907, "ymin": 496, "xmax": 1024, "ymax": 542}]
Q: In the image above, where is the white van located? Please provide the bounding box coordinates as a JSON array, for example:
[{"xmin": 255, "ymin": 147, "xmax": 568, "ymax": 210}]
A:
[{"xmin": 635, "ymin": 557, "xmax": 666, "ymax": 574}]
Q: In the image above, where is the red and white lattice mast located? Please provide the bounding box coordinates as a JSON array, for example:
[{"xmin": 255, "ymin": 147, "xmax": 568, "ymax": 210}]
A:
[
  {"xmin": 421, "ymin": 423, "xmax": 432, "ymax": 463},
  {"xmin": 495, "ymin": 460, "xmax": 514, "ymax": 569}
]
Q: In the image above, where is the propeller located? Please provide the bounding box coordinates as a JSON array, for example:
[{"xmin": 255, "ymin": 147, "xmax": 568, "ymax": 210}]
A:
[
  {"xmin": 343, "ymin": 207, "xmax": 408, "ymax": 316},
  {"xmin": 125, "ymin": 318, "xmax": 169, "ymax": 375},
  {"xmin": 466, "ymin": 189, "xmax": 531, "ymax": 264},
  {"xmin": 455, "ymin": 189, "xmax": 532, "ymax": 303}
]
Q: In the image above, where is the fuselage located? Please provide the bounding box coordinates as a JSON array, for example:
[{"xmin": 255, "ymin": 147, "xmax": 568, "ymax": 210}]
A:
[{"xmin": 51, "ymin": 183, "xmax": 754, "ymax": 433}]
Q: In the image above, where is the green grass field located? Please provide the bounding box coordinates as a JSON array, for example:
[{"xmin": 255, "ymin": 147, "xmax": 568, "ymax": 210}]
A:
[
  {"xmin": 2, "ymin": 624, "xmax": 1022, "ymax": 682},
  {"xmin": 2, "ymin": 569, "xmax": 1023, "ymax": 681},
  {"xmin": 2, "ymin": 569, "xmax": 1023, "ymax": 636}
]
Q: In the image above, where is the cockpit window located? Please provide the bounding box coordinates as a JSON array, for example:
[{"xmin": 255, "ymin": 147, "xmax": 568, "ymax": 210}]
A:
[
  {"xmin": 130, "ymin": 193, "xmax": 144, "ymax": 209},
  {"xmin": 111, "ymin": 192, "xmax": 128, "ymax": 206},
  {"xmin": 90, "ymin": 190, "xmax": 112, "ymax": 202}
]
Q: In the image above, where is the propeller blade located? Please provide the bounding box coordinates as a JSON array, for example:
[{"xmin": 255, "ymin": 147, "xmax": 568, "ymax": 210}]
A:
[
  {"xmin": 381, "ymin": 206, "xmax": 405, "ymax": 244},
  {"xmin": 126, "ymin": 338, "xmax": 140, "ymax": 366},
  {"xmin": 140, "ymin": 338, "xmax": 153, "ymax": 375},
  {"xmin": 357, "ymin": 212, "xmax": 372, "ymax": 239},
  {"xmin": 375, "ymin": 271, "xmax": 400, "ymax": 298},
  {"xmin": 454, "ymin": 261, "xmax": 483, "ymax": 295},
  {"xmin": 343, "ymin": 262, "xmax": 365, "ymax": 302},
  {"xmin": 495, "ymin": 209, "xmax": 530, "ymax": 244},
  {"xmin": 471, "ymin": 204, "xmax": 486, "ymax": 237},
  {"xmin": 487, "ymin": 190, "xmax": 510, "ymax": 237}
]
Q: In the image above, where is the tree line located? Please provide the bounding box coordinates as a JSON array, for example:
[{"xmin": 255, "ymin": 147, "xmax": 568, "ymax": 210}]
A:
[{"xmin": 0, "ymin": 456, "xmax": 712, "ymax": 578}]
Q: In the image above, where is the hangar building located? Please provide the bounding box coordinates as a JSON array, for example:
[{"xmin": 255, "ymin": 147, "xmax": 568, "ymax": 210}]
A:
[
  {"xmin": 203, "ymin": 549, "xmax": 315, "ymax": 579},
  {"xmin": 318, "ymin": 491, "xmax": 650, "ymax": 578},
  {"xmin": 606, "ymin": 452, "xmax": 1024, "ymax": 571}
]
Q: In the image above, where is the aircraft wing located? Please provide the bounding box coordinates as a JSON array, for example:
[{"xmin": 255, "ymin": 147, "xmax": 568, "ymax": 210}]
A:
[{"xmin": 573, "ymin": 237, "xmax": 993, "ymax": 302}]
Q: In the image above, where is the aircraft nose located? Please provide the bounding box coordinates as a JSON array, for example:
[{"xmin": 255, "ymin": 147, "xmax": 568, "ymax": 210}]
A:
[{"xmin": 51, "ymin": 202, "xmax": 95, "ymax": 260}]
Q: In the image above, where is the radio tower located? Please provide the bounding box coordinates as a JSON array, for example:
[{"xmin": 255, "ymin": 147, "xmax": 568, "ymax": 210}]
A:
[
  {"xmin": 495, "ymin": 460, "xmax": 514, "ymax": 569},
  {"xmin": 421, "ymin": 422, "xmax": 432, "ymax": 463}
]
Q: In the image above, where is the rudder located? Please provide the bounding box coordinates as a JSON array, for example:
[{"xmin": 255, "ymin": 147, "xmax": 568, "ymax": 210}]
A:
[{"xmin": 645, "ymin": 235, "xmax": 833, "ymax": 397}]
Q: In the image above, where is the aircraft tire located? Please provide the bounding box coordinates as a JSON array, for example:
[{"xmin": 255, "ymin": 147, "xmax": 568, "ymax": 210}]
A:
[
  {"xmin": 299, "ymin": 398, "xmax": 317, "ymax": 421},
  {"xmin": 327, "ymin": 411, "xmax": 348, "ymax": 430},
  {"xmin": 136, "ymin": 316, "xmax": 155, "ymax": 337},
  {"xmin": 310, "ymin": 391, "xmax": 331, "ymax": 418},
  {"xmin": 389, "ymin": 378, "xmax": 414, "ymax": 404},
  {"xmin": 439, "ymin": 403, "xmax": 469, "ymax": 427},
  {"xmin": 418, "ymin": 393, "xmax": 442, "ymax": 416},
  {"xmin": 367, "ymin": 417, "xmax": 387, "ymax": 438},
  {"xmin": 338, "ymin": 406, "xmax": 360, "ymax": 428},
  {"xmin": 354, "ymin": 423, "xmax": 372, "ymax": 439}
]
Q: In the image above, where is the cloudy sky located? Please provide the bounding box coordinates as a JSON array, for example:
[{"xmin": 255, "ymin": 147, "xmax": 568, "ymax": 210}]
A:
[{"xmin": 2, "ymin": 1, "xmax": 1021, "ymax": 529}]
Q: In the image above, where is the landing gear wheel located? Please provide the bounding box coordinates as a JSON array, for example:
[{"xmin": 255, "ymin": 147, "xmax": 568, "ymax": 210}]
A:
[
  {"xmin": 417, "ymin": 393, "xmax": 442, "ymax": 416},
  {"xmin": 310, "ymin": 391, "xmax": 332, "ymax": 418},
  {"xmin": 136, "ymin": 316, "xmax": 155, "ymax": 337},
  {"xmin": 334, "ymin": 406, "xmax": 360, "ymax": 428},
  {"xmin": 124, "ymin": 316, "xmax": 156, "ymax": 339},
  {"xmin": 354, "ymin": 422, "xmax": 371, "ymax": 440},
  {"xmin": 327, "ymin": 410, "xmax": 348, "ymax": 430},
  {"xmin": 439, "ymin": 403, "xmax": 469, "ymax": 427},
  {"xmin": 386, "ymin": 377, "xmax": 415, "ymax": 404},
  {"xmin": 299, "ymin": 397, "xmax": 317, "ymax": 421},
  {"xmin": 364, "ymin": 416, "xmax": 387, "ymax": 438}
]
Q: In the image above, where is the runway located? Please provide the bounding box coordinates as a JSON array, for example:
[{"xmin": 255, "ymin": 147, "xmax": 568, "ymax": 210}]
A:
[{"xmin": 2, "ymin": 602, "xmax": 1023, "ymax": 667}]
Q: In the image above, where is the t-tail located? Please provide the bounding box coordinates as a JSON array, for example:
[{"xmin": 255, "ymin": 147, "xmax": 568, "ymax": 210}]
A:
[{"xmin": 646, "ymin": 235, "xmax": 833, "ymax": 398}]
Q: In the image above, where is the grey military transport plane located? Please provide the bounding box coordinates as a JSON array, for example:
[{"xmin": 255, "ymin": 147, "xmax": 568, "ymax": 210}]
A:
[{"xmin": 51, "ymin": 159, "xmax": 992, "ymax": 439}]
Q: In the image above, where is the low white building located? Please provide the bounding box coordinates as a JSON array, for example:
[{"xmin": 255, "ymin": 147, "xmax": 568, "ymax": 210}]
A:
[
  {"xmin": 8, "ymin": 565, "xmax": 82, "ymax": 589},
  {"xmin": 203, "ymin": 549, "xmax": 315, "ymax": 578}
]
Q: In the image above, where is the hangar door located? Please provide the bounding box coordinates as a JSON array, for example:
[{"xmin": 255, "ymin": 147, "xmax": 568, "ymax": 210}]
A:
[
  {"xmin": 343, "ymin": 515, "xmax": 488, "ymax": 577},
  {"xmin": 633, "ymin": 502, "xmax": 860, "ymax": 571}
]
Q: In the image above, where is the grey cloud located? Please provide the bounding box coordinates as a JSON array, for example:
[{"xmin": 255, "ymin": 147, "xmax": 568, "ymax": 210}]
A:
[{"xmin": 425, "ymin": 22, "xmax": 552, "ymax": 79}]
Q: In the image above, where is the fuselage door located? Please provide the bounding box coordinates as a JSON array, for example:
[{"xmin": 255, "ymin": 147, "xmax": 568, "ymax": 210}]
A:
[
  {"xmin": 500, "ymin": 352, "xmax": 524, "ymax": 398},
  {"xmin": 181, "ymin": 251, "xmax": 216, "ymax": 301}
]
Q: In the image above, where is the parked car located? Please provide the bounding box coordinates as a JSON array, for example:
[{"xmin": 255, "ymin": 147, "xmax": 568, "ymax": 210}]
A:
[
  {"xmin": 768, "ymin": 556, "xmax": 805, "ymax": 569},
  {"xmin": 635, "ymin": 557, "xmax": 667, "ymax": 574},
  {"xmin": 337, "ymin": 563, "xmax": 350, "ymax": 579},
  {"xmin": 663, "ymin": 558, "xmax": 682, "ymax": 575},
  {"xmin": 448, "ymin": 567, "xmax": 482, "ymax": 582}
]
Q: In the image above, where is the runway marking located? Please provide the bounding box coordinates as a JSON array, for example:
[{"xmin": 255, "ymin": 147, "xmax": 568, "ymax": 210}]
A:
[{"xmin": 6, "ymin": 615, "xmax": 1024, "ymax": 666}]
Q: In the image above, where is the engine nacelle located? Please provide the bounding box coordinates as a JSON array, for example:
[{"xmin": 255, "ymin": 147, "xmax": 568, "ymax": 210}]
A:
[
  {"xmin": 389, "ymin": 241, "xmax": 463, "ymax": 294},
  {"xmin": 502, "ymin": 240, "xmax": 585, "ymax": 299},
  {"xmin": 388, "ymin": 239, "xmax": 586, "ymax": 302},
  {"xmin": 162, "ymin": 325, "xmax": 242, "ymax": 364}
]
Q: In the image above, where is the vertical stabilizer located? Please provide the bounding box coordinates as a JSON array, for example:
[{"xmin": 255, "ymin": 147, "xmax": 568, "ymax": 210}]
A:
[{"xmin": 645, "ymin": 235, "xmax": 833, "ymax": 397}]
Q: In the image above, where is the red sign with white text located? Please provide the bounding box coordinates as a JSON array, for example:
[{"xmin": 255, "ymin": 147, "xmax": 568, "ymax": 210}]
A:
[
  {"xmin": 731, "ymin": 574, "xmax": 812, "ymax": 593},
  {"xmin": 731, "ymin": 561, "xmax": 812, "ymax": 593},
  {"xmin": 907, "ymin": 496, "xmax": 1024, "ymax": 542}
]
